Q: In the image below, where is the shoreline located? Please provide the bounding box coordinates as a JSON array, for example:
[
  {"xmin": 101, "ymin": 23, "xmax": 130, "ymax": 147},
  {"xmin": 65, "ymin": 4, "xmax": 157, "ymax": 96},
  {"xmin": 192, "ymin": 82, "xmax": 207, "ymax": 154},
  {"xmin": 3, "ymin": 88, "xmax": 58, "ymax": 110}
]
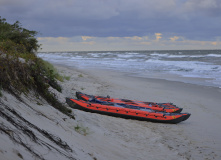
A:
[{"xmin": 56, "ymin": 64, "xmax": 221, "ymax": 160}]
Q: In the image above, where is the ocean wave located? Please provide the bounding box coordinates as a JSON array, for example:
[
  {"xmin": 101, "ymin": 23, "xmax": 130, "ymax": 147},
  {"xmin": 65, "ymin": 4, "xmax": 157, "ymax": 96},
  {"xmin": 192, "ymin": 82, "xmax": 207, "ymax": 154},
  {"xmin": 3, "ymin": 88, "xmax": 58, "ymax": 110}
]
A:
[
  {"xmin": 150, "ymin": 53, "xmax": 169, "ymax": 57},
  {"xmin": 37, "ymin": 51, "xmax": 221, "ymax": 88},
  {"xmin": 207, "ymin": 54, "xmax": 221, "ymax": 57}
]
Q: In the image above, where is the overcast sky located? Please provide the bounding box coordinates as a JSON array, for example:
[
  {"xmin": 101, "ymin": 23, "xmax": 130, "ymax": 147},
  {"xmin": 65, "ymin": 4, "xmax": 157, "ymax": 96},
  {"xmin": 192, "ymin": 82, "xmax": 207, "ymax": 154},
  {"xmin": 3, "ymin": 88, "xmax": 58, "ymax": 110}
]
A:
[{"xmin": 1, "ymin": 0, "xmax": 221, "ymax": 51}]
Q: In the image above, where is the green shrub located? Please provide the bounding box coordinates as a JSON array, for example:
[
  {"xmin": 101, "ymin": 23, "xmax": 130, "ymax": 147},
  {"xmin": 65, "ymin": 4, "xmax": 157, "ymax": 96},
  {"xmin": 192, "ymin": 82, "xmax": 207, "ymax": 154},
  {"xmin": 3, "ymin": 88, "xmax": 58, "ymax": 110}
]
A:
[
  {"xmin": 0, "ymin": 17, "xmax": 40, "ymax": 53},
  {"xmin": 40, "ymin": 59, "xmax": 64, "ymax": 82},
  {"xmin": 0, "ymin": 17, "xmax": 74, "ymax": 118}
]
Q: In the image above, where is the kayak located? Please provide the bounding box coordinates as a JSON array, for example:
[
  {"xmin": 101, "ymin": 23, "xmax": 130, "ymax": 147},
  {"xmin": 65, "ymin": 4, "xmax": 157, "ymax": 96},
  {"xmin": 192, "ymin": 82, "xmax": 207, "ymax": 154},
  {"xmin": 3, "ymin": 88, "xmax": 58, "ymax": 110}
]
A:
[
  {"xmin": 66, "ymin": 98, "xmax": 191, "ymax": 124},
  {"xmin": 76, "ymin": 92, "xmax": 183, "ymax": 113}
]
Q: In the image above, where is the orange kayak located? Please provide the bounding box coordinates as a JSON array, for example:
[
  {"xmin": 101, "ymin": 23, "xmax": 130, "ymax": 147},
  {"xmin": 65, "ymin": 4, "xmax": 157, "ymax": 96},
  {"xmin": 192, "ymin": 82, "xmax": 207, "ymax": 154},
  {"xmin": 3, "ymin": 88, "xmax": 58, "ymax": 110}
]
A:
[{"xmin": 76, "ymin": 92, "xmax": 183, "ymax": 113}]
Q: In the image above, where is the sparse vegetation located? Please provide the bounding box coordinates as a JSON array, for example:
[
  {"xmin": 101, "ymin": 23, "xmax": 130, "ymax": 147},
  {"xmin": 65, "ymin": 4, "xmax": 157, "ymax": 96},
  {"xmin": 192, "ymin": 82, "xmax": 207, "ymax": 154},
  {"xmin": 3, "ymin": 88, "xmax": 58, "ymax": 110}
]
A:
[
  {"xmin": 78, "ymin": 74, "xmax": 83, "ymax": 78},
  {"xmin": 41, "ymin": 59, "xmax": 64, "ymax": 82},
  {"xmin": 17, "ymin": 152, "xmax": 24, "ymax": 159},
  {"xmin": 64, "ymin": 76, "xmax": 71, "ymax": 81},
  {"xmin": 74, "ymin": 124, "xmax": 89, "ymax": 136},
  {"xmin": 0, "ymin": 17, "xmax": 73, "ymax": 117}
]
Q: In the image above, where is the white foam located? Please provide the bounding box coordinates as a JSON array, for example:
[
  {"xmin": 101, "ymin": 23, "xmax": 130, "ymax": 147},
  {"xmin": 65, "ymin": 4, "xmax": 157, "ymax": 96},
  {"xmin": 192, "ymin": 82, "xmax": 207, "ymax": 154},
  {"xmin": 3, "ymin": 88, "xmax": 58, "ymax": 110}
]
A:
[
  {"xmin": 207, "ymin": 54, "xmax": 221, "ymax": 57},
  {"xmin": 189, "ymin": 55, "xmax": 205, "ymax": 58},
  {"xmin": 88, "ymin": 53, "xmax": 100, "ymax": 57},
  {"xmin": 150, "ymin": 53, "xmax": 168, "ymax": 57},
  {"xmin": 127, "ymin": 59, "xmax": 138, "ymax": 62},
  {"xmin": 127, "ymin": 52, "xmax": 139, "ymax": 55},
  {"xmin": 167, "ymin": 55, "xmax": 189, "ymax": 58},
  {"xmin": 117, "ymin": 54, "xmax": 135, "ymax": 58},
  {"xmin": 114, "ymin": 58, "xmax": 125, "ymax": 61},
  {"xmin": 37, "ymin": 51, "xmax": 221, "ymax": 88}
]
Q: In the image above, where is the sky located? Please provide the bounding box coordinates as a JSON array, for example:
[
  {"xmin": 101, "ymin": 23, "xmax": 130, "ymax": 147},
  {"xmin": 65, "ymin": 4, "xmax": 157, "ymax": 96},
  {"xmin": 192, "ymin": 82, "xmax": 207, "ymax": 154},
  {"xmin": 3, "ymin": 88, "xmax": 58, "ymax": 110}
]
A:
[{"xmin": 1, "ymin": 0, "xmax": 221, "ymax": 51}]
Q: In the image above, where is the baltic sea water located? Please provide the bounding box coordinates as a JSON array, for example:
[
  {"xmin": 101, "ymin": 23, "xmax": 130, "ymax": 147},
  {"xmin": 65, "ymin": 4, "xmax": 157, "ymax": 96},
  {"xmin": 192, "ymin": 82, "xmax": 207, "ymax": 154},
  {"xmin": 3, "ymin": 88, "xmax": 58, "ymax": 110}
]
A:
[{"xmin": 38, "ymin": 50, "xmax": 221, "ymax": 88}]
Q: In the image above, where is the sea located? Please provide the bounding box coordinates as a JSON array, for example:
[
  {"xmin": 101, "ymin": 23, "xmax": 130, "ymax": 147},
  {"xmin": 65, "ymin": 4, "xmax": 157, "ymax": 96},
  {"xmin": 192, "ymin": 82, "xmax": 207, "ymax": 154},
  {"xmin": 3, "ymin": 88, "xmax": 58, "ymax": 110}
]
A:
[{"xmin": 37, "ymin": 50, "xmax": 221, "ymax": 88}]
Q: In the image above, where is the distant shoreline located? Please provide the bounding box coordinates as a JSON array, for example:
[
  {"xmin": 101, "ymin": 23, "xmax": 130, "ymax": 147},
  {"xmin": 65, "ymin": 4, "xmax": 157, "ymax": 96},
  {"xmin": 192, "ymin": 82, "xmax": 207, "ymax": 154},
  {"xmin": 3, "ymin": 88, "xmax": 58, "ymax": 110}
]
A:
[{"xmin": 38, "ymin": 49, "xmax": 221, "ymax": 53}]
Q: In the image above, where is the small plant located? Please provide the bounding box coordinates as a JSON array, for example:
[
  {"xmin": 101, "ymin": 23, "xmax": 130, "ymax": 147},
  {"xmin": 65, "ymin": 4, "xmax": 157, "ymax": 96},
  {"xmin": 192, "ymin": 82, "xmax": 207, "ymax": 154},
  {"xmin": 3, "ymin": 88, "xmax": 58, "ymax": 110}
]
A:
[
  {"xmin": 74, "ymin": 124, "xmax": 89, "ymax": 136},
  {"xmin": 36, "ymin": 102, "xmax": 42, "ymax": 105},
  {"xmin": 63, "ymin": 76, "xmax": 71, "ymax": 81},
  {"xmin": 74, "ymin": 125, "xmax": 80, "ymax": 131},
  {"xmin": 78, "ymin": 74, "xmax": 83, "ymax": 78},
  {"xmin": 17, "ymin": 152, "xmax": 23, "ymax": 159}
]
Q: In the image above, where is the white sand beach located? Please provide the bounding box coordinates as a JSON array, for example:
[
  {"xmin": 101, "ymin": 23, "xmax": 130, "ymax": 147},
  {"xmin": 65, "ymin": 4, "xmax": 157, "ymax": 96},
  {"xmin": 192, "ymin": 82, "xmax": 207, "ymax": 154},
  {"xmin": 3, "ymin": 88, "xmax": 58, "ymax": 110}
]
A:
[{"xmin": 1, "ymin": 64, "xmax": 221, "ymax": 160}]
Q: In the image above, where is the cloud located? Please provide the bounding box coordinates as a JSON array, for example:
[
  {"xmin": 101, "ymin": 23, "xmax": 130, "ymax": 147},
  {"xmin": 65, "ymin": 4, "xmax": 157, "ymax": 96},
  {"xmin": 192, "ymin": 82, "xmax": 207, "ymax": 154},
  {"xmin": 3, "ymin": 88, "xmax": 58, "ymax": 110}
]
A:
[
  {"xmin": 1, "ymin": 0, "xmax": 221, "ymax": 49},
  {"xmin": 211, "ymin": 42, "xmax": 218, "ymax": 46},
  {"xmin": 140, "ymin": 42, "xmax": 151, "ymax": 45},
  {"xmin": 155, "ymin": 33, "xmax": 162, "ymax": 41},
  {"xmin": 169, "ymin": 36, "xmax": 179, "ymax": 42},
  {"xmin": 29, "ymin": 0, "xmax": 120, "ymax": 20},
  {"xmin": 183, "ymin": 0, "xmax": 221, "ymax": 16},
  {"xmin": 37, "ymin": 34, "xmax": 221, "ymax": 52},
  {"xmin": 81, "ymin": 41, "xmax": 96, "ymax": 45},
  {"xmin": 124, "ymin": 36, "xmax": 144, "ymax": 41},
  {"xmin": 37, "ymin": 37, "xmax": 69, "ymax": 45},
  {"xmin": 82, "ymin": 36, "xmax": 94, "ymax": 41}
]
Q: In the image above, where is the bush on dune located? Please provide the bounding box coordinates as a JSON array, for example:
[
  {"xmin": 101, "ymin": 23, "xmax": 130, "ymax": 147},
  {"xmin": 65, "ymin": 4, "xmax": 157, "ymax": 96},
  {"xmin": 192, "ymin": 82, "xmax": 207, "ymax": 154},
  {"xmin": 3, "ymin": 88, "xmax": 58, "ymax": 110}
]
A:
[
  {"xmin": 0, "ymin": 17, "xmax": 73, "ymax": 117},
  {"xmin": 0, "ymin": 16, "xmax": 39, "ymax": 53}
]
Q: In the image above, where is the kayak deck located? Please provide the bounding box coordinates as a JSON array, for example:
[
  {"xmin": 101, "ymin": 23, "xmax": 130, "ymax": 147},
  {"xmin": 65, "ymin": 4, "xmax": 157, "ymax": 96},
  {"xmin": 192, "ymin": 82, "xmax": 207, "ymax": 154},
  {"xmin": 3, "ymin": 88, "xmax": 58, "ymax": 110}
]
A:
[{"xmin": 76, "ymin": 92, "xmax": 183, "ymax": 113}]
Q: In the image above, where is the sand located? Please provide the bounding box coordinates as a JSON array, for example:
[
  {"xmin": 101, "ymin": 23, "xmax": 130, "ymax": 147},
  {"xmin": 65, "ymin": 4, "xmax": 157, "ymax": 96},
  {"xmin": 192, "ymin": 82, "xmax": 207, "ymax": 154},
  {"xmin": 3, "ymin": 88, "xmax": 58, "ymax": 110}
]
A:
[{"xmin": 1, "ymin": 64, "xmax": 221, "ymax": 160}]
